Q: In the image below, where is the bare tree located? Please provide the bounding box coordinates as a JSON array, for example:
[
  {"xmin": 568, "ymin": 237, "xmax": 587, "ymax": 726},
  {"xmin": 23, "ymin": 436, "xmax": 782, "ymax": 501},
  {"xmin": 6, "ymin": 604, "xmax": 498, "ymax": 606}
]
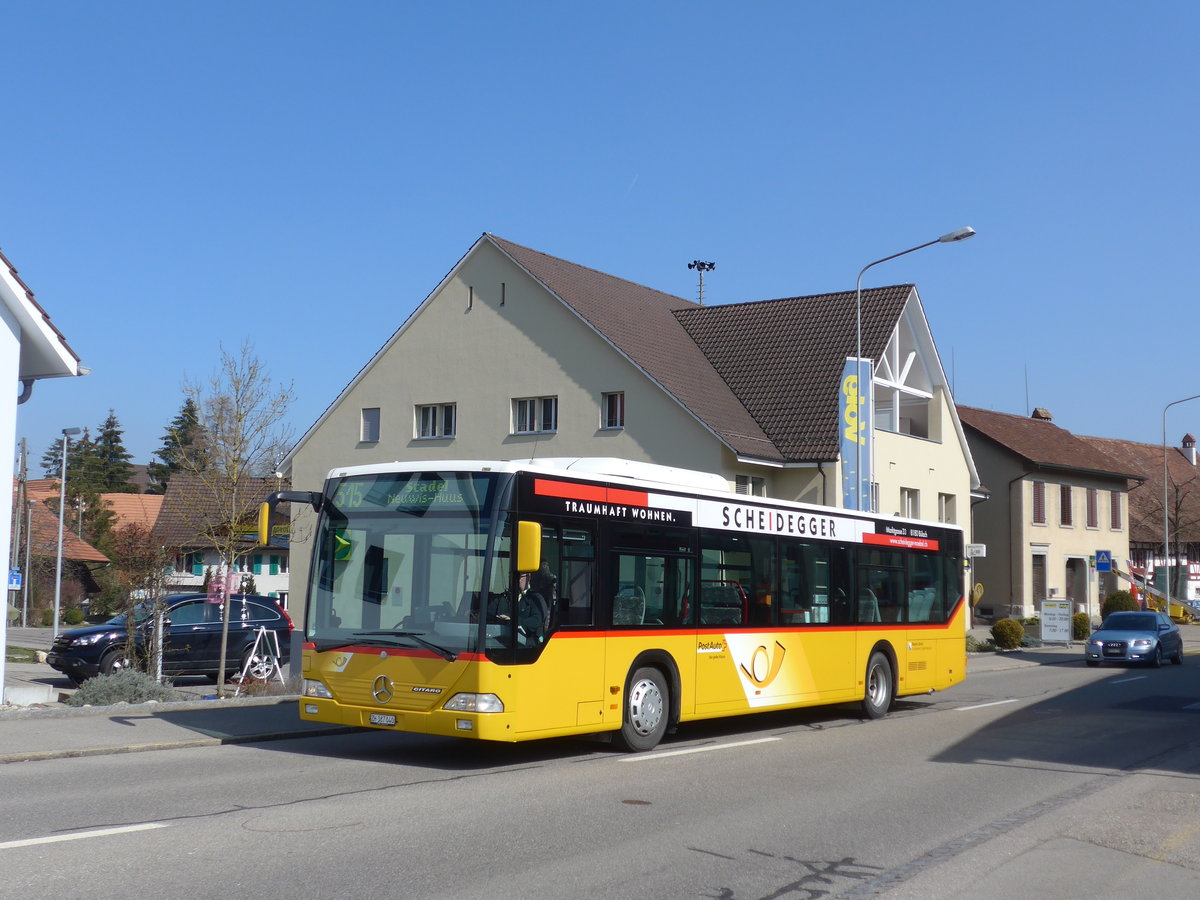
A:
[
  {"xmin": 176, "ymin": 342, "xmax": 294, "ymax": 695},
  {"xmin": 107, "ymin": 523, "xmax": 178, "ymax": 679}
]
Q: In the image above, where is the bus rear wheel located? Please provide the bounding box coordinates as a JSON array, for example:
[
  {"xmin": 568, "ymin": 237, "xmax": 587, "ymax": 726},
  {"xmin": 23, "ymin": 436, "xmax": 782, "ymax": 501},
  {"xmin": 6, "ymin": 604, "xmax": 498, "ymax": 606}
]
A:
[
  {"xmin": 615, "ymin": 667, "xmax": 668, "ymax": 752},
  {"xmin": 862, "ymin": 651, "xmax": 893, "ymax": 720}
]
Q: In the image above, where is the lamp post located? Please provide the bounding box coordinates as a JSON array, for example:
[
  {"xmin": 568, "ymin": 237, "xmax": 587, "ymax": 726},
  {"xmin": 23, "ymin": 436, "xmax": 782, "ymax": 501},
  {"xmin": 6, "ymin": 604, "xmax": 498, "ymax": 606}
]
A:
[
  {"xmin": 852, "ymin": 227, "xmax": 976, "ymax": 511},
  {"xmin": 53, "ymin": 427, "xmax": 82, "ymax": 636},
  {"xmin": 1161, "ymin": 394, "xmax": 1200, "ymax": 614}
]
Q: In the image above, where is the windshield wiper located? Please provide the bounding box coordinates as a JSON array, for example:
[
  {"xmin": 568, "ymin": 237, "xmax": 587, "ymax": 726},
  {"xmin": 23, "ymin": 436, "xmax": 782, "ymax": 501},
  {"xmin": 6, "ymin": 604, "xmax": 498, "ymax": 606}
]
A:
[{"xmin": 351, "ymin": 630, "xmax": 458, "ymax": 661}]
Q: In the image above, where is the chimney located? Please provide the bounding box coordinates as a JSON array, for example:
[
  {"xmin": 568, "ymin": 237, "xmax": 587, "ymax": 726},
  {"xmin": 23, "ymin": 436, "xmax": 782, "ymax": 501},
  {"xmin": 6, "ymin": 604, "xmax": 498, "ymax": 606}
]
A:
[
  {"xmin": 1183, "ymin": 434, "xmax": 1197, "ymax": 466},
  {"xmin": 1031, "ymin": 408, "xmax": 1052, "ymax": 421}
]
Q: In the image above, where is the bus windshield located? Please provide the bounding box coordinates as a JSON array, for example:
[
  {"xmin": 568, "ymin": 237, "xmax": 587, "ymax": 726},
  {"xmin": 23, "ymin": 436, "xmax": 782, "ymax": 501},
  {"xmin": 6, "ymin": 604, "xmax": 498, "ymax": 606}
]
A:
[{"xmin": 306, "ymin": 471, "xmax": 514, "ymax": 656}]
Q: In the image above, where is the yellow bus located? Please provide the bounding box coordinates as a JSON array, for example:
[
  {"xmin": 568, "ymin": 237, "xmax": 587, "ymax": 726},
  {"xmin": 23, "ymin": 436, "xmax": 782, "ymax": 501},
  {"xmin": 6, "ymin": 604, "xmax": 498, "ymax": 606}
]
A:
[{"xmin": 265, "ymin": 458, "xmax": 966, "ymax": 751}]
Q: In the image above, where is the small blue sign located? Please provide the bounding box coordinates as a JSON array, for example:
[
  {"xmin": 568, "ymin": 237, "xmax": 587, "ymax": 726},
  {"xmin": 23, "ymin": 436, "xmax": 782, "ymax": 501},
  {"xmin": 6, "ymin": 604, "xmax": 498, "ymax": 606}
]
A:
[
  {"xmin": 7, "ymin": 567, "xmax": 21, "ymax": 591},
  {"xmin": 1095, "ymin": 550, "xmax": 1112, "ymax": 573}
]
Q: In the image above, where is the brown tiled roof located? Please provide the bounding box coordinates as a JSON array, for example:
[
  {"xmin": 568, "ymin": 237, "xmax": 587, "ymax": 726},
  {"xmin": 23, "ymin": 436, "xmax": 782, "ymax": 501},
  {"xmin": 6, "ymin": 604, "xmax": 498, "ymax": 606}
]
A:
[
  {"xmin": 155, "ymin": 474, "xmax": 281, "ymax": 547},
  {"xmin": 677, "ymin": 287, "xmax": 912, "ymax": 460},
  {"xmin": 100, "ymin": 492, "xmax": 164, "ymax": 531},
  {"xmin": 488, "ymin": 234, "xmax": 784, "ymax": 462},
  {"xmin": 1079, "ymin": 435, "xmax": 1200, "ymax": 544},
  {"xmin": 11, "ymin": 484, "xmax": 109, "ymax": 564},
  {"xmin": 957, "ymin": 405, "xmax": 1138, "ymax": 479}
]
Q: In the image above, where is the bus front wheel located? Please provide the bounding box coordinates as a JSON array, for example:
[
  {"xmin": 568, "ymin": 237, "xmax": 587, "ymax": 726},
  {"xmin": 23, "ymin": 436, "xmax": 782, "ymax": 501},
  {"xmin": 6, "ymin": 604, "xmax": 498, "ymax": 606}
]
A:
[
  {"xmin": 862, "ymin": 651, "xmax": 893, "ymax": 720},
  {"xmin": 615, "ymin": 666, "xmax": 668, "ymax": 752}
]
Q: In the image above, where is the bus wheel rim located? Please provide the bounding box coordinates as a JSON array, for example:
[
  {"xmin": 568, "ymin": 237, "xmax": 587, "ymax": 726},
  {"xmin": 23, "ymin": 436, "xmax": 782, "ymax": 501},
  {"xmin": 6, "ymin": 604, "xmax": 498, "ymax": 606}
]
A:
[
  {"xmin": 867, "ymin": 664, "xmax": 886, "ymax": 705},
  {"xmin": 629, "ymin": 677, "xmax": 664, "ymax": 736}
]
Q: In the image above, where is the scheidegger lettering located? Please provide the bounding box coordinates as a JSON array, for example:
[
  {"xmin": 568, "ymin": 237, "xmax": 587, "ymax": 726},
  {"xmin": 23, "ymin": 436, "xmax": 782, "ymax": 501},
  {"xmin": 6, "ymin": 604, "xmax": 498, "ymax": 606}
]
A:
[{"xmin": 721, "ymin": 505, "xmax": 837, "ymax": 537}]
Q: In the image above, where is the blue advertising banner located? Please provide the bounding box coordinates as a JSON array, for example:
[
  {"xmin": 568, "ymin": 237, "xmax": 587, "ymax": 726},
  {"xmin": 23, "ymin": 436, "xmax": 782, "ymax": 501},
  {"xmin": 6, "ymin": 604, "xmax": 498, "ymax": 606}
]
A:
[{"xmin": 840, "ymin": 357, "xmax": 872, "ymax": 510}]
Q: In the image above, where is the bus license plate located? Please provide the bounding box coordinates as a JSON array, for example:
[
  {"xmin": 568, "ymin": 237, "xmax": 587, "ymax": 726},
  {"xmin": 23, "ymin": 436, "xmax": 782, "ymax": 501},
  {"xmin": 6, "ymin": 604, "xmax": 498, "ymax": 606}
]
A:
[{"xmin": 369, "ymin": 713, "xmax": 397, "ymax": 727}]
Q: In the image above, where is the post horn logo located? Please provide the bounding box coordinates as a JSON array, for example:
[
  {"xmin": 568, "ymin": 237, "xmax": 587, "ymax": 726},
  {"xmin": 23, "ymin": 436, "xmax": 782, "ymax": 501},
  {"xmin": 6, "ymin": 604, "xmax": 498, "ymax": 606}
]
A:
[{"xmin": 740, "ymin": 641, "xmax": 786, "ymax": 688}]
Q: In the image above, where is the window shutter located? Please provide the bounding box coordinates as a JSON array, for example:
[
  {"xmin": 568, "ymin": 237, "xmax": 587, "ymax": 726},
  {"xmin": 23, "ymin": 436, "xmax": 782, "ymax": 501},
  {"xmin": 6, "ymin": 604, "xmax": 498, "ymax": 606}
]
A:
[
  {"xmin": 270, "ymin": 555, "xmax": 280, "ymax": 576},
  {"xmin": 192, "ymin": 554, "xmax": 203, "ymax": 577},
  {"xmin": 253, "ymin": 554, "xmax": 263, "ymax": 575}
]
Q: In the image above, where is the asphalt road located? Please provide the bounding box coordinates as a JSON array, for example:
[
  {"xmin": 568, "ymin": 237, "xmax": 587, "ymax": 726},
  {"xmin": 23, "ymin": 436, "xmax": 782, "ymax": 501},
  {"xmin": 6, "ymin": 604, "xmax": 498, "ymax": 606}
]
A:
[{"xmin": 3, "ymin": 658, "xmax": 1199, "ymax": 898}]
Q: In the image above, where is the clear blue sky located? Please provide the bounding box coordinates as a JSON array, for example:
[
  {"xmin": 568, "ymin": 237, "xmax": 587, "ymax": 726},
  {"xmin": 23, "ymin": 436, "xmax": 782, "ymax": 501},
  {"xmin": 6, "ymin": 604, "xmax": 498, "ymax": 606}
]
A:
[{"xmin": 8, "ymin": 1, "xmax": 1199, "ymax": 474}]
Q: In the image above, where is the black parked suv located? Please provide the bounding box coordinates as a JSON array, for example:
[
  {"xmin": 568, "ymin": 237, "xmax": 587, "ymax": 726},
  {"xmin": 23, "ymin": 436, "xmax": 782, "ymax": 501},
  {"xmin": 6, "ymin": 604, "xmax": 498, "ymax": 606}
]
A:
[{"xmin": 47, "ymin": 593, "xmax": 294, "ymax": 685}]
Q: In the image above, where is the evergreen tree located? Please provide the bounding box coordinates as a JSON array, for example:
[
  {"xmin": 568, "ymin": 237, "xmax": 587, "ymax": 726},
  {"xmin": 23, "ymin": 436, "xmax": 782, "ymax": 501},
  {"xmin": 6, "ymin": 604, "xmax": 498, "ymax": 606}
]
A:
[
  {"xmin": 148, "ymin": 398, "xmax": 206, "ymax": 494},
  {"xmin": 40, "ymin": 437, "xmax": 63, "ymax": 478},
  {"xmin": 94, "ymin": 409, "xmax": 136, "ymax": 492}
]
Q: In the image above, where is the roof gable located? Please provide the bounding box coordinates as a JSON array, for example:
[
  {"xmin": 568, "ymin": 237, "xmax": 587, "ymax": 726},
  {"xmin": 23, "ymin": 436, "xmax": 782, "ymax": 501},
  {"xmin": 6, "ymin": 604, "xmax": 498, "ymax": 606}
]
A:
[
  {"xmin": 486, "ymin": 235, "xmax": 782, "ymax": 462},
  {"xmin": 676, "ymin": 286, "xmax": 912, "ymax": 460},
  {"xmin": 1, "ymin": 248, "xmax": 81, "ymax": 381}
]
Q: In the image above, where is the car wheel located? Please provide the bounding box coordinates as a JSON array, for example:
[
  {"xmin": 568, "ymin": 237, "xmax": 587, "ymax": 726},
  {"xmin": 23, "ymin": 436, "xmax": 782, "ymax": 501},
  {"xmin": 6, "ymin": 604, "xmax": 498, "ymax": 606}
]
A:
[
  {"xmin": 240, "ymin": 647, "xmax": 277, "ymax": 681},
  {"xmin": 862, "ymin": 651, "xmax": 894, "ymax": 719},
  {"xmin": 1149, "ymin": 645, "xmax": 1163, "ymax": 668},
  {"xmin": 1172, "ymin": 645, "xmax": 1184, "ymax": 665},
  {"xmin": 614, "ymin": 666, "xmax": 669, "ymax": 752},
  {"xmin": 99, "ymin": 648, "xmax": 131, "ymax": 676}
]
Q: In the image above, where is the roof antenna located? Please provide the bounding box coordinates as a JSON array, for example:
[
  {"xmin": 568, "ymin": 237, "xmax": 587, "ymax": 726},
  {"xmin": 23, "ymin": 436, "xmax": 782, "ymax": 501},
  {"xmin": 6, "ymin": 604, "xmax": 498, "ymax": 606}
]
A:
[{"xmin": 688, "ymin": 260, "xmax": 715, "ymax": 305}]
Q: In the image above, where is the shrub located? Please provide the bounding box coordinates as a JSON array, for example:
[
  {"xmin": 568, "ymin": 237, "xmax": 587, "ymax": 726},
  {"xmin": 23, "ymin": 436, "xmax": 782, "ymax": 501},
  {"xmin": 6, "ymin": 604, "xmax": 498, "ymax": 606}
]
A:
[
  {"xmin": 965, "ymin": 634, "xmax": 991, "ymax": 653},
  {"xmin": 40, "ymin": 608, "xmax": 54, "ymax": 627},
  {"xmin": 63, "ymin": 608, "xmax": 85, "ymax": 626},
  {"xmin": 1072, "ymin": 612, "xmax": 1091, "ymax": 640},
  {"xmin": 1101, "ymin": 590, "xmax": 1140, "ymax": 619},
  {"xmin": 67, "ymin": 670, "xmax": 180, "ymax": 707},
  {"xmin": 991, "ymin": 618, "xmax": 1025, "ymax": 650}
]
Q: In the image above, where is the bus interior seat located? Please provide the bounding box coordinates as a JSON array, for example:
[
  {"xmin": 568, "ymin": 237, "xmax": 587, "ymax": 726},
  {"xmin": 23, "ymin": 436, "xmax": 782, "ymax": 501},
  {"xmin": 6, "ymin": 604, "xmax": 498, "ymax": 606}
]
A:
[
  {"xmin": 858, "ymin": 589, "xmax": 881, "ymax": 623},
  {"xmin": 612, "ymin": 587, "xmax": 646, "ymax": 626}
]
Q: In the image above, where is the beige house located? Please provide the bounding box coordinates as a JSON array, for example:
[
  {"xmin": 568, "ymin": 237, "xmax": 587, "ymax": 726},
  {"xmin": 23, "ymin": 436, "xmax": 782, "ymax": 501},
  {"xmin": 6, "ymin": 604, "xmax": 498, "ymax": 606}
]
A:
[
  {"xmin": 285, "ymin": 234, "xmax": 981, "ymax": 608},
  {"xmin": 958, "ymin": 406, "xmax": 1139, "ymax": 621}
]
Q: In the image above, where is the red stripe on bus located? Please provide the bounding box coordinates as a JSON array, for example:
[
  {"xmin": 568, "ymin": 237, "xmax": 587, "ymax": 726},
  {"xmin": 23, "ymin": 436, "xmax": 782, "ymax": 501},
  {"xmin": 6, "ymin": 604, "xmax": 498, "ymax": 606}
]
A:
[
  {"xmin": 863, "ymin": 532, "xmax": 939, "ymax": 551},
  {"xmin": 533, "ymin": 478, "xmax": 649, "ymax": 507}
]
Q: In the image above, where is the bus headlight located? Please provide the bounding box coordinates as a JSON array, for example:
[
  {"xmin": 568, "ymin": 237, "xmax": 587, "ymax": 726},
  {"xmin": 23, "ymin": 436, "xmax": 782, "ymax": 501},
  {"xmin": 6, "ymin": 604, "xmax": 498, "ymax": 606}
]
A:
[
  {"xmin": 304, "ymin": 679, "xmax": 334, "ymax": 699},
  {"xmin": 443, "ymin": 693, "xmax": 504, "ymax": 713}
]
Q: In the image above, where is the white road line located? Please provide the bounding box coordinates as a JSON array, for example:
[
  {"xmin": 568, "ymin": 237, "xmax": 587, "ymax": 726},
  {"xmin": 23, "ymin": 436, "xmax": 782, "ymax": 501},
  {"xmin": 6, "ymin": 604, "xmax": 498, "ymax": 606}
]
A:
[
  {"xmin": 955, "ymin": 698, "xmax": 1022, "ymax": 712},
  {"xmin": 1111, "ymin": 676, "xmax": 1147, "ymax": 684},
  {"xmin": 0, "ymin": 822, "xmax": 169, "ymax": 850},
  {"xmin": 619, "ymin": 736, "xmax": 781, "ymax": 761}
]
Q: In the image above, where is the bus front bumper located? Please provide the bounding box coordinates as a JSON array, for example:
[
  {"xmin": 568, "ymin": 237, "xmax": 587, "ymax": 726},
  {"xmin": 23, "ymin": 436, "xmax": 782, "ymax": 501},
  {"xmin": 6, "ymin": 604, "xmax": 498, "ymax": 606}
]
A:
[{"xmin": 299, "ymin": 696, "xmax": 515, "ymax": 741}]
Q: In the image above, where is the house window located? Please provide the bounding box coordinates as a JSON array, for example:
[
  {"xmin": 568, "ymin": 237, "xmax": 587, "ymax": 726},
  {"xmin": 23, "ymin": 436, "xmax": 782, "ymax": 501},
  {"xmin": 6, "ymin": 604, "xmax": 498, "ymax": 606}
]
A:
[
  {"xmin": 361, "ymin": 408, "xmax": 380, "ymax": 443},
  {"xmin": 603, "ymin": 392, "xmax": 625, "ymax": 429},
  {"xmin": 1110, "ymin": 491, "xmax": 1122, "ymax": 530},
  {"xmin": 1060, "ymin": 484, "xmax": 1073, "ymax": 527},
  {"xmin": 938, "ymin": 492, "xmax": 956, "ymax": 524},
  {"xmin": 735, "ymin": 475, "xmax": 765, "ymax": 496},
  {"xmin": 417, "ymin": 403, "xmax": 457, "ymax": 439},
  {"xmin": 1032, "ymin": 481, "xmax": 1046, "ymax": 525},
  {"xmin": 1086, "ymin": 488, "xmax": 1098, "ymax": 529},
  {"xmin": 514, "ymin": 396, "xmax": 557, "ymax": 434},
  {"xmin": 901, "ymin": 487, "xmax": 920, "ymax": 519}
]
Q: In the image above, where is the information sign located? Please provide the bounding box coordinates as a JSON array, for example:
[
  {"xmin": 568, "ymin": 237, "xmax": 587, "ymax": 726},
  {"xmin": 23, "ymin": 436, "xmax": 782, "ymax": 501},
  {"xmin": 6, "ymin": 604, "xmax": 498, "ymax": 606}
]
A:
[{"xmin": 1040, "ymin": 599, "xmax": 1073, "ymax": 643}]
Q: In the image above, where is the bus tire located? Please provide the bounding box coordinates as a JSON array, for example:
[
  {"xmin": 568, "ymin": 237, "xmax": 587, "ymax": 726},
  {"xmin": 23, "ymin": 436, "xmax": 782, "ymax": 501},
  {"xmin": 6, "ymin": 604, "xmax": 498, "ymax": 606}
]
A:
[
  {"xmin": 862, "ymin": 651, "xmax": 893, "ymax": 720},
  {"xmin": 615, "ymin": 666, "xmax": 669, "ymax": 752}
]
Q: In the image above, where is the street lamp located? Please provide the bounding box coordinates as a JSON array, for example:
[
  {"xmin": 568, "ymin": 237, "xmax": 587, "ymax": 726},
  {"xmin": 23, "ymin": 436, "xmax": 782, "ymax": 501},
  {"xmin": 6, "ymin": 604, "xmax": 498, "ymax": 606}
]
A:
[
  {"xmin": 852, "ymin": 227, "xmax": 976, "ymax": 511},
  {"xmin": 53, "ymin": 426, "xmax": 82, "ymax": 636},
  {"xmin": 1161, "ymin": 394, "xmax": 1200, "ymax": 614}
]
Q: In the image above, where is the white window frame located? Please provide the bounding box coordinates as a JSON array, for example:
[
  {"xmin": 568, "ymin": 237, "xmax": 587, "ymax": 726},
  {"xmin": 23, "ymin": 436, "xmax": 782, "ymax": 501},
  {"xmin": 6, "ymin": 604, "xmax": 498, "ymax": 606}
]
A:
[
  {"xmin": 360, "ymin": 407, "xmax": 381, "ymax": 443},
  {"xmin": 735, "ymin": 474, "xmax": 765, "ymax": 496},
  {"xmin": 416, "ymin": 403, "xmax": 457, "ymax": 439},
  {"xmin": 900, "ymin": 487, "xmax": 920, "ymax": 519},
  {"xmin": 514, "ymin": 396, "xmax": 558, "ymax": 434},
  {"xmin": 602, "ymin": 391, "xmax": 625, "ymax": 429},
  {"xmin": 938, "ymin": 492, "xmax": 956, "ymax": 524}
]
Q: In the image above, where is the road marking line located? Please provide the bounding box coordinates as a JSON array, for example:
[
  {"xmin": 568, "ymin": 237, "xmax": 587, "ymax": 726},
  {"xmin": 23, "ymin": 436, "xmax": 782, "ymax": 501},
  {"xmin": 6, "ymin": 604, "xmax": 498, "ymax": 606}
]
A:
[
  {"xmin": 1111, "ymin": 676, "xmax": 1148, "ymax": 684},
  {"xmin": 619, "ymin": 737, "xmax": 781, "ymax": 762},
  {"xmin": 0, "ymin": 822, "xmax": 168, "ymax": 850},
  {"xmin": 956, "ymin": 698, "xmax": 1022, "ymax": 712}
]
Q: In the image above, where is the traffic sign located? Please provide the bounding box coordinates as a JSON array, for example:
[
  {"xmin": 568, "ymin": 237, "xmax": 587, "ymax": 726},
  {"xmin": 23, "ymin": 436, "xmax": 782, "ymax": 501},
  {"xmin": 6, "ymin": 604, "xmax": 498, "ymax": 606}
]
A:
[
  {"xmin": 7, "ymin": 567, "xmax": 21, "ymax": 591},
  {"xmin": 1095, "ymin": 550, "xmax": 1112, "ymax": 573}
]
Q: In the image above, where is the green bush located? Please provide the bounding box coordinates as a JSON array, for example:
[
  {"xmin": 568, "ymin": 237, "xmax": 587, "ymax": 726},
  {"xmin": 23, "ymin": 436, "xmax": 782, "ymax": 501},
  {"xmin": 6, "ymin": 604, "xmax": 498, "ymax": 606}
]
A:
[
  {"xmin": 1101, "ymin": 590, "xmax": 1140, "ymax": 619},
  {"xmin": 67, "ymin": 670, "xmax": 180, "ymax": 707},
  {"xmin": 991, "ymin": 618, "xmax": 1025, "ymax": 650},
  {"xmin": 1072, "ymin": 612, "xmax": 1091, "ymax": 640},
  {"xmin": 41, "ymin": 608, "xmax": 54, "ymax": 626},
  {"xmin": 63, "ymin": 608, "xmax": 85, "ymax": 626}
]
